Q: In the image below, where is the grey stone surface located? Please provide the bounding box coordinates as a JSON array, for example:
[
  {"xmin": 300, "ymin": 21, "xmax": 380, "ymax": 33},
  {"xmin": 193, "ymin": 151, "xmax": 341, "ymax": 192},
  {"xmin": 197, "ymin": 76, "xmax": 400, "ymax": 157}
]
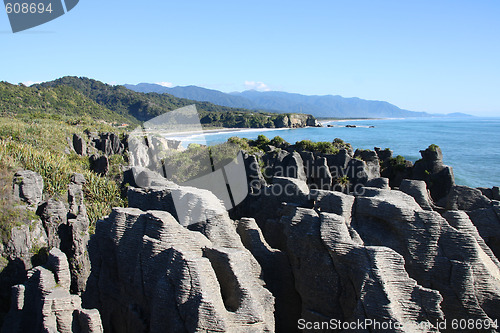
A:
[
  {"xmin": 310, "ymin": 189, "xmax": 355, "ymax": 222},
  {"xmin": 279, "ymin": 206, "xmax": 443, "ymax": 331},
  {"xmin": 12, "ymin": 170, "xmax": 43, "ymax": 206},
  {"xmin": 1, "ymin": 248, "xmax": 102, "ymax": 333},
  {"xmin": 324, "ymin": 149, "xmax": 351, "ymax": 176},
  {"xmin": 84, "ymin": 208, "xmax": 274, "ymax": 333},
  {"xmin": 128, "ymin": 184, "xmax": 243, "ymax": 249},
  {"xmin": 89, "ymin": 155, "xmax": 109, "ymax": 176},
  {"xmin": 493, "ymin": 186, "xmax": 500, "ymax": 201},
  {"xmin": 399, "ymin": 179, "xmax": 434, "ymax": 210},
  {"xmin": 311, "ymin": 156, "xmax": 332, "ymax": 190},
  {"xmin": 123, "ymin": 166, "xmax": 173, "ymax": 188},
  {"xmin": 72, "ymin": 134, "xmax": 87, "ymax": 156},
  {"xmin": 298, "ymin": 151, "xmax": 315, "ymax": 183},
  {"xmin": 37, "ymin": 199, "xmax": 68, "ymax": 248},
  {"xmin": 243, "ymin": 153, "xmax": 266, "ymax": 194},
  {"xmin": 478, "ymin": 187, "xmax": 494, "ymax": 200},
  {"xmin": 321, "ymin": 212, "xmax": 443, "ymax": 330},
  {"xmin": 68, "ymin": 173, "xmax": 86, "ymax": 219},
  {"xmin": 34, "ymin": 177, "xmax": 91, "ymax": 294},
  {"xmin": 413, "ymin": 146, "xmax": 455, "ymax": 202},
  {"xmin": 235, "ymin": 218, "xmax": 301, "ymax": 333},
  {"xmin": 375, "ymin": 147, "xmax": 393, "ymax": 162},
  {"xmin": 93, "ymin": 132, "xmax": 124, "ymax": 156},
  {"xmin": 467, "ymin": 207, "xmax": 500, "ymax": 260},
  {"xmin": 276, "ymin": 151, "xmax": 307, "ymax": 182},
  {"xmin": 445, "ymin": 185, "xmax": 492, "ymax": 211},
  {"xmin": 365, "ymin": 177, "xmax": 390, "ymax": 189},
  {"xmin": 266, "ymin": 176, "xmax": 310, "ymax": 207},
  {"xmin": 354, "ymin": 188, "xmax": 500, "ymax": 323},
  {"xmin": 354, "ymin": 149, "xmax": 381, "ymax": 182}
]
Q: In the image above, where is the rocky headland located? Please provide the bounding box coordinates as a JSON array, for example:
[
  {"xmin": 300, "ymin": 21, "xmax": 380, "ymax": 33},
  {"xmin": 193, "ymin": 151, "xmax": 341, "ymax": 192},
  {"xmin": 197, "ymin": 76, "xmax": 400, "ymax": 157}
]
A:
[{"xmin": 1, "ymin": 133, "xmax": 500, "ymax": 332}]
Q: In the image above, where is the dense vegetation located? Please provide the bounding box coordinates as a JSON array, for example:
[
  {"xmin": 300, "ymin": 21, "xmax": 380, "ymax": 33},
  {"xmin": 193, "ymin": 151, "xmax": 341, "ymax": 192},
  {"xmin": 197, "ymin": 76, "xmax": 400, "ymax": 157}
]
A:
[
  {"xmin": 36, "ymin": 77, "xmax": 303, "ymax": 128},
  {"xmin": 0, "ymin": 116, "xmax": 126, "ymax": 229},
  {"xmin": 0, "ymin": 82, "xmax": 136, "ymax": 125}
]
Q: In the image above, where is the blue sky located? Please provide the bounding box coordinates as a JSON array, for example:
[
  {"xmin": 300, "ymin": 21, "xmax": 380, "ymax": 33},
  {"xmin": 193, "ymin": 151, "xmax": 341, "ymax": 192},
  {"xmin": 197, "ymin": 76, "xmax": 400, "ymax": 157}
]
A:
[{"xmin": 1, "ymin": 0, "xmax": 499, "ymax": 116}]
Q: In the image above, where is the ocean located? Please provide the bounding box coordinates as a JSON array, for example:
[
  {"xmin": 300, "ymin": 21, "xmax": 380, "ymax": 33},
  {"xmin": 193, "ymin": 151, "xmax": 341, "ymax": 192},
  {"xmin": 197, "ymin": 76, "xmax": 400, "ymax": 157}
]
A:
[{"xmin": 180, "ymin": 117, "xmax": 500, "ymax": 189}]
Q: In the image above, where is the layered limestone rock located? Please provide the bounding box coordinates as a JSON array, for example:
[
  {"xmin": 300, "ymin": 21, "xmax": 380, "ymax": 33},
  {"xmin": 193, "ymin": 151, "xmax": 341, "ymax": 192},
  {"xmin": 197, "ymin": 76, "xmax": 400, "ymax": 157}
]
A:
[
  {"xmin": 243, "ymin": 153, "xmax": 266, "ymax": 195},
  {"xmin": 72, "ymin": 134, "xmax": 87, "ymax": 156},
  {"xmin": 12, "ymin": 170, "xmax": 43, "ymax": 206},
  {"xmin": 4, "ymin": 170, "xmax": 92, "ymax": 313},
  {"xmin": 127, "ymin": 185, "xmax": 244, "ymax": 249},
  {"xmin": 1, "ymin": 248, "xmax": 102, "ymax": 333},
  {"xmin": 353, "ymin": 149, "xmax": 381, "ymax": 181},
  {"xmin": 399, "ymin": 179, "xmax": 434, "ymax": 210},
  {"xmin": 35, "ymin": 174, "xmax": 91, "ymax": 294},
  {"xmin": 84, "ymin": 203, "xmax": 275, "ymax": 332},
  {"xmin": 413, "ymin": 145, "xmax": 455, "ymax": 202},
  {"xmin": 278, "ymin": 206, "xmax": 443, "ymax": 331},
  {"xmin": 235, "ymin": 218, "xmax": 301, "ymax": 333},
  {"xmin": 273, "ymin": 151, "xmax": 307, "ymax": 182},
  {"xmin": 353, "ymin": 187, "xmax": 500, "ymax": 325},
  {"xmin": 274, "ymin": 114, "xmax": 320, "ymax": 128},
  {"xmin": 232, "ymin": 175, "xmax": 500, "ymax": 331},
  {"xmin": 65, "ymin": 174, "xmax": 91, "ymax": 294}
]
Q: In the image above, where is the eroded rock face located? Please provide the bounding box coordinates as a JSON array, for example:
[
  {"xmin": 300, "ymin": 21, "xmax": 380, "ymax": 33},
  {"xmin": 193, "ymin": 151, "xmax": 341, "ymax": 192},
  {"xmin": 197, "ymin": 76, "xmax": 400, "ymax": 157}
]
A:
[
  {"xmin": 467, "ymin": 207, "xmax": 500, "ymax": 260},
  {"xmin": 399, "ymin": 179, "xmax": 434, "ymax": 210},
  {"xmin": 89, "ymin": 155, "xmax": 109, "ymax": 176},
  {"xmin": 413, "ymin": 146, "xmax": 455, "ymax": 202},
  {"xmin": 66, "ymin": 174, "xmax": 92, "ymax": 294},
  {"xmin": 278, "ymin": 206, "xmax": 443, "ymax": 331},
  {"xmin": 1, "ymin": 248, "xmax": 102, "ymax": 333},
  {"xmin": 84, "ymin": 207, "xmax": 275, "ymax": 333},
  {"xmin": 235, "ymin": 218, "xmax": 301, "ymax": 333},
  {"xmin": 12, "ymin": 170, "xmax": 43, "ymax": 206},
  {"xmin": 228, "ymin": 176, "xmax": 500, "ymax": 331},
  {"xmin": 275, "ymin": 152, "xmax": 307, "ymax": 182},
  {"xmin": 93, "ymin": 132, "xmax": 124, "ymax": 156},
  {"xmin": 73, "ymin": 134, "xmax": 87, "ymax": 156},
  {"xmin": 445, "ymin": 185, "xmax": 492, "ymax": 211},
  {"xmin": 37, "ymin": 199, "xmax": 68, "ymax": 248},
  {"xmin": 13, "ymin": 172, "xmax": 91, "ymax": 296},
  {"xmin": 353, "ymin": 188, "xmax": 500, "ymax": 324}
]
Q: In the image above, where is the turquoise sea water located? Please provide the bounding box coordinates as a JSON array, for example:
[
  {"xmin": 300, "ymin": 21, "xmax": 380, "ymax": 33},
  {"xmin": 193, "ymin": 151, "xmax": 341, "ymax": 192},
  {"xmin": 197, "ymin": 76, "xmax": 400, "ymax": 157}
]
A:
[{"xmin": 181, "ymin": 117, "xmax": 500, "ymax": 188}]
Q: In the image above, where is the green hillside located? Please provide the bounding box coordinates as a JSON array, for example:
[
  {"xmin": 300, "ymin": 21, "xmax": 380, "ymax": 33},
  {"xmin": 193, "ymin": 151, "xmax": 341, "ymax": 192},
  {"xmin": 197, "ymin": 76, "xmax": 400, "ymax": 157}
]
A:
[
  {"xmin": 0, "ymin": 82, "xmax": 137, "ymax": 125},
  {"xmin": 36, "ymin": 77, "xmax": 307, "ymax": 128}
]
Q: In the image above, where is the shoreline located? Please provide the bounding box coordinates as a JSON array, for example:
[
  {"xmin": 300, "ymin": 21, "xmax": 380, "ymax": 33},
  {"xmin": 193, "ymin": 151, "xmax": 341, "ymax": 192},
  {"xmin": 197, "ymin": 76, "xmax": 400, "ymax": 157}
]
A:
[
  {"xmin": 164, "ymin": 126, "xmax": 294, "ymax": 140},
  {"xmin": 167, "ymin": 118, "xmax": 391, "ymax": 139}
]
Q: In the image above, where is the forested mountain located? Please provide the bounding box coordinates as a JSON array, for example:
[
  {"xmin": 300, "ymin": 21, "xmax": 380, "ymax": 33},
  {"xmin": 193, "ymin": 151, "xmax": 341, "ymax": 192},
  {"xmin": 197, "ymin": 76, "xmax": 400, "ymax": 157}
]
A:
[
  {"xmin": 125, "ymin": 82, "xmax": 431, "ymax": 118},
  {"xmin": 38, "ymin": 77, "xmax": 266, "ymax": 122},
  {"xmin": 125, "ymin": 83, "xmax": 256, "ymax": 110},
  {"xmin": 0, "ymin": 77, "xmax": 317, "ymax": 128},
  {"xmin": 0, "ymin": 81, "xmax": 136, "ymax": 124}
]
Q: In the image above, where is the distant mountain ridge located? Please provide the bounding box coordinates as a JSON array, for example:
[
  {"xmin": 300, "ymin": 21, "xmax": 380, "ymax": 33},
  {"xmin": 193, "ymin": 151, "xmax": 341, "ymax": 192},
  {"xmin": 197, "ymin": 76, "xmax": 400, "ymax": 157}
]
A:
[
  {"xmin": 125, "ymin": 83, "xmax": 434, "ymax": 118},
  {"xmin": 26, "ymin": 77, "xmax": 319, "ymax": 129}
]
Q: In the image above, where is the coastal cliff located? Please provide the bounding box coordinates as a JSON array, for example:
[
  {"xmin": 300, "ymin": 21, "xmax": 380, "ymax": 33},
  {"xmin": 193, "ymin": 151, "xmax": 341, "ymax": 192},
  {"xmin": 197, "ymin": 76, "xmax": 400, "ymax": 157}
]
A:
[{"xmin": 1, "ymin": 134, "xmax": 500, "ymax": 332}]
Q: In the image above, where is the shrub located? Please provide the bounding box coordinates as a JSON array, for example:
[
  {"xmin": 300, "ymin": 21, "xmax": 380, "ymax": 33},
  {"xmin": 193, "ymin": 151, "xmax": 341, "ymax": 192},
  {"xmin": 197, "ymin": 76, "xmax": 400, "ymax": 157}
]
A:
[
  {"xmin": 333, "ymin": 138, "xmax": 352, "ymax": 151},
  {"xmin": 250, "ymin": 135, "xmax": 271, "ymax": 151},
  {"xmin": 428, "ymin": 144, "xmax": 440, "ymax": 152},
  {"xmin": 336, "ymin": 175, "xmax": 350, "ymax": 186},
  {"xmin": 270, "ymin": 136, "xmax": 286, "ymax": 147},
  {"xmin": 296, "ymin": 140, "xmax": 339, "ymax": 154},
  {"xmin": 389, "ymin": 155, "xmax": 407, "ymax": 172},
  {"xmin": 227, "ymin": 137, "xmax": 250, "ymax": 150},
  {"xmin": 82, "ymin": 171, "xmax": 124, "ymax": 225},
  {"xmin": 0, "ymin": 116, "xmax": 127, "ymax": 230},
  {"xmin": 0, "ymin": 139, "xmax": 72, "ymax": 196}
]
